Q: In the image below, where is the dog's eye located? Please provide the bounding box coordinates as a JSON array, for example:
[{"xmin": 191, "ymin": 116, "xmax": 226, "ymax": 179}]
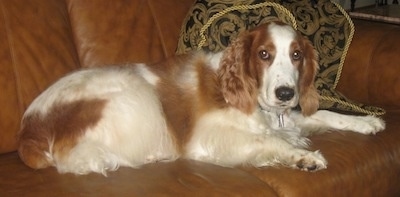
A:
[
  {"xmin": 259, "ymin": 50, "xmax": 270, "ymax": 60},
  {"xmin": 292, "ymin": 50, "xmax": 302, "ymax": 60}
]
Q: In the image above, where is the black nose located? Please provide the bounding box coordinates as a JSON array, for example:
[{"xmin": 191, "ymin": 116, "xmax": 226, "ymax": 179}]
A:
[{"xmin": 275, "ymin": 86, "xmax": 295, "ymax": 101}]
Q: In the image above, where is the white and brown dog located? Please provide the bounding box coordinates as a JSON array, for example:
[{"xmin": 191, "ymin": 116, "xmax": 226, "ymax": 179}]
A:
[{"xmin": 18, "ymin": 22, "xmax": 385, "ymax": 175}]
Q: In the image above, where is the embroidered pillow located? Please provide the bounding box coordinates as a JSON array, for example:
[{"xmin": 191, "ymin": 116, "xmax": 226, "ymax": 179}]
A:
[{"xmin": 176, "ymin": 0, "xmax": 385, "ymax": 116}]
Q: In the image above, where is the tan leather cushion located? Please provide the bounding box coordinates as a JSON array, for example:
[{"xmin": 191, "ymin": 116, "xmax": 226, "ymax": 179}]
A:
[
  {"xmin": 338, "ymin": 20, "xmax": 400, "ymax": 110},
  {"xmin": 66, "ymin": 0, "xmax": 193, "ymax": 67},
  {"xmin": 0, "ymin": 0, "xmax": 80, "ymax": 153}
]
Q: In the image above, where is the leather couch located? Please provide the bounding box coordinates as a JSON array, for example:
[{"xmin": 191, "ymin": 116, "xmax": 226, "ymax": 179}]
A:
[{"xmin": 1, "ymin": 0, "xmax": 400, "ymax": 196}]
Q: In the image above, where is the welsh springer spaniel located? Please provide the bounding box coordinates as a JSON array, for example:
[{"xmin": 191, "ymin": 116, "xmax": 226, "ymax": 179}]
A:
[{"xmin": 18, "ymin": 22, "xmax": 385, "ymax": 175}]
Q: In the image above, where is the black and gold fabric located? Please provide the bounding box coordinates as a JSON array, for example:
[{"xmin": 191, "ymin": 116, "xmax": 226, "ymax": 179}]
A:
[{"xmin": 176, "ymin": 0, "xmax": 385, "ymax": 116}]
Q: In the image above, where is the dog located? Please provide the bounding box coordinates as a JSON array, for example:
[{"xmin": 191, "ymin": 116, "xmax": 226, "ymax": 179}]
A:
[{"xmin": 18, "ymin": 21, "xmax": 385, "ymax": 175}]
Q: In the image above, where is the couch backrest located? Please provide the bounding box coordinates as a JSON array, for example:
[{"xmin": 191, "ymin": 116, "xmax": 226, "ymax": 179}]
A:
[
  {"xmin": 0, "ymin": 0, "xmax": 194, "ymax": 153},
  {"xmin": 337, "ymin": 19, "xmax": 400, "ymax": 110}
]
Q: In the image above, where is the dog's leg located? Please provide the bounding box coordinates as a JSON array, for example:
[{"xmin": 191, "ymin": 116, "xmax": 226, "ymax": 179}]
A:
[
  {"xmin": 295, "ymin": 110, "xmax": 385, "ymax": 135},
  {"xmin": 250, "ymin": 135, "xmax": 328, "ymax": 171},
  {"xmin": 185, "ymin": 109, "xmax": 327, "ymax": 171},
  {"xmin": 187, "ymin": 128, "xmax": 327, "ymax": 171}
]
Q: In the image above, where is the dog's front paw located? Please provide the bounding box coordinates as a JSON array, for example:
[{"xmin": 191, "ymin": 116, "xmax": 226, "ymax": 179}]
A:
[
  {"xmin": 353, "ymin": 116, "xmax": 385, "ymax": 135},
  {"xmin": 289, "ymin": 150, "xmax": 327, "ymax": 172}
]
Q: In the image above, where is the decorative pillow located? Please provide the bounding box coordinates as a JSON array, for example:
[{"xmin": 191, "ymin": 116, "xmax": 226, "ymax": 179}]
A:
[{"xmin": 176, "ymin": 0, "xmax": 385, "ymax": 116}]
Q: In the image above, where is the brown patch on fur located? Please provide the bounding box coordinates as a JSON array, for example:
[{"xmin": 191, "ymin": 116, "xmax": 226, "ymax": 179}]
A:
[
  {"xmin": 297, "ymin": 34, "xmax": 320, "ymax": 116},
  {"xmin": 196, "ymin": 57, "xmax": 228, "ymax": 113},
  {"xmin": 18, "ymin": 99, "xmax": 107, "ymax": 169},
  {"xmin": 152, "ymin": 53, "xmax": 228, "ymax": 153},
  {"xmin": 218, "ymin": 30, "xmax": 263, "ymax": 114},
  {"xmin": 149, "ymin": 54, "xmax": 197, "ymax": 153},
  {"xmin": 156, "ymin": 79, "xmax": 192, "ymax": 153}
]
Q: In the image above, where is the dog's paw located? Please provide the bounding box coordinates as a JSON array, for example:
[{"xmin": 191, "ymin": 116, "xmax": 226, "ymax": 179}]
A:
[
  {"xmin": 352, "ymin": 116, "xmax": 385, "ymax": 135},
  {"xmin": 289, "ymin": 150, "xmax": 327, "ymax": 172}
]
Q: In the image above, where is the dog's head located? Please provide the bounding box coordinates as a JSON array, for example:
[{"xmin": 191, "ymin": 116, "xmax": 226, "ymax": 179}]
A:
[{"xmin": 218, "ymin": 21, "xmax": 319, "ymax": 116}]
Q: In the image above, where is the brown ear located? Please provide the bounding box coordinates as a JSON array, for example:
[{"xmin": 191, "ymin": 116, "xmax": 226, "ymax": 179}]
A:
[
  {"xmin": 218, "ymin": 31, "xmax": 258, "ymax": 114},
  {"xmin": 299, "ymin": 38, "xmax": 320, "ymax": 116}
]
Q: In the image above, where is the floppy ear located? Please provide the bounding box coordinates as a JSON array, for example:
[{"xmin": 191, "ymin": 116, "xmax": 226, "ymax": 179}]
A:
[
  {"xmin": 299, "ymin": 37, "xmax": 320, "ymax": 116},
  {"xmin": 218, "ymin": 31, "xmax": 258, "ymax": 114}
]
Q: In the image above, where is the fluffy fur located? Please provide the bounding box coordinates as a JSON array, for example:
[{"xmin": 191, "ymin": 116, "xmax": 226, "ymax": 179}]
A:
[{"xmin": 18, "ymin": 22, "xmax": 385, "ymax": 175}]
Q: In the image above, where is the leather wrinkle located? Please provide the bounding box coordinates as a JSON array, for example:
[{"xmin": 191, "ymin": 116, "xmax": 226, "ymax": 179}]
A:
[
  {"xmin": 137, "ymin": 0, "xmax": 158, "ymax": 62},
  {"xmin": 147, "ymin": 0, "xmax": 167, "ymax": 58},
  {"xmin": 0, "ymin": 1, "xmax": 24, "ymax": 117},
  {"xmin": 367, "ymin": 27, "xmax": 396, "ymax": 104},
  {"xmin": 65, "ymin": 0, "xmax": 95, "ymax": 68},
  {"xmin": 62, "ymin": 0, "xmax": 82, "ymax": 69}
]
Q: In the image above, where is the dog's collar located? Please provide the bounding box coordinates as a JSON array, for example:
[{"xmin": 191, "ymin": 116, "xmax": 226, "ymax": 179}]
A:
[
  {"xmin": 277, "ymin": 113, "xmax": 285, "ymax": 128},
  {"xmin": 259, "ymin": 105, "xmax": 288, "ymax": 128}
]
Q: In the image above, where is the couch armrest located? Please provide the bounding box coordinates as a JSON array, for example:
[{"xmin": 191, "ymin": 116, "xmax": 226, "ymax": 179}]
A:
[{"xmin": 337, "ymin": 19, "xmax": 400, "ymax": 110}]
